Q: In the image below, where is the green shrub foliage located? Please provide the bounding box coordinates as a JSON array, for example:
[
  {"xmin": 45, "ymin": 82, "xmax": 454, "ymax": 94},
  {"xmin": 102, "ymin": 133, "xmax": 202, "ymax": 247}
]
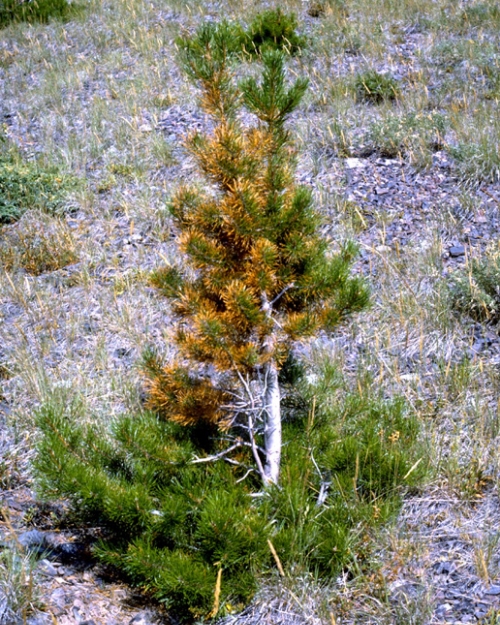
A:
[
  {"xmin": 177, "ymin": 10, "xmax": 306, "ymax": 62},
  {"xmin": 35, "ymin": 365, "xmax": 425, "ymax": 621},
  {"xmin": 0, "ymin": 146, "xmax": 77, "ymax": 224},
  {"xmin": 0, "ymin": 0, "xmax": 77, "ymax": 27},
  {"xmin": 242, "ymin": 8, "xmax": 307, "ymax": 56}
]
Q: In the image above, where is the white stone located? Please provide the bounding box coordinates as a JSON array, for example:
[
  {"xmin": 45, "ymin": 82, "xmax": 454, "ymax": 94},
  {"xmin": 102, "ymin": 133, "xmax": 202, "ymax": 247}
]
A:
[{"xmin": 345, "ymin": 158, "xmax": 366, "ymax": 169}]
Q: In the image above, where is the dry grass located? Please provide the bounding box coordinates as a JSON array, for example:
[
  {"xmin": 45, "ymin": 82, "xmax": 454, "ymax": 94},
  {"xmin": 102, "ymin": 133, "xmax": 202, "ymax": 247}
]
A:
[
  {"xmin": 0, "ymin": 210, "xmax": 78, "ymax": 275},
  {"xmin": 1, "ymin": 0, "xmax": 500, "ymax": 622}
]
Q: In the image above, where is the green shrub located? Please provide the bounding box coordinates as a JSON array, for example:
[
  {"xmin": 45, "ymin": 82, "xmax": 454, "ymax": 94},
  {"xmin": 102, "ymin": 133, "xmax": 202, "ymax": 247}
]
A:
[
  {"xmin": 448, "ymin": 139, "xmax": 500, "ymax": 184},
  {"xmin": 0, "ymin": 148, "xmax": 77, "ymax": 224},
  {"xmin": 176, "ymin": 11, "xmax": 306, "ymax": 65},
  {"xmin": 355, "ymin": 70, "xmax": 400, "ymax": 104},
  {"xmin": 241, "ymin": 8, "xmax": 307, "ymax": 57},
  {"xmin": 159, "ymin": 21, "xmax": 368, "ymax": 491},
  {"xmin": 449, "ymin": 249, "xmax": 500, "ymax": 324},
  {"xmin": 0, "ymin": 0, "xmax": 77, "ymax": 28},
  {"xmin": 0, "ymin": 544, "xmax": 41, "ymax": 623},
  {"xmin": 35, "ymin": 364, "xmax": 426, "ymax": 621}
]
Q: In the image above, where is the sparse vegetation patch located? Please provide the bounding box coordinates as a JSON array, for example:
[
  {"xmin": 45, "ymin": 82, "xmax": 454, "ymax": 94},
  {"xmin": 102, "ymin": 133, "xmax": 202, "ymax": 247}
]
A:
[
  {"xmin": 449, "ymin": 247, "xmax": 500, "ymax": 324},
  {"xmin": 355, "ymin": 70, "xmax": 400, "ymax": 104},
  {"xmin": 0, "ymin": 210, "xmax": 78, "ymax": 275},
  {"xmin": 369, "ymin": 111, "xmax": 446, "ymax": 160},
  {"xmin": 0, "ymin": 145, "xmax": 78, "ymax": 224}
]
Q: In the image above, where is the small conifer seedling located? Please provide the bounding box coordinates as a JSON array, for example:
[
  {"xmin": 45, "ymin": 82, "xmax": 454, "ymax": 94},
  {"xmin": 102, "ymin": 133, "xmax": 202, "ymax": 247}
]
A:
[
  {"xmin": 242, "ymin": 8, "xmax": 307, "ymax": 56},
  {"xmin": 147, "ymin": 22, "xmax": 369, "ymax": 486}
]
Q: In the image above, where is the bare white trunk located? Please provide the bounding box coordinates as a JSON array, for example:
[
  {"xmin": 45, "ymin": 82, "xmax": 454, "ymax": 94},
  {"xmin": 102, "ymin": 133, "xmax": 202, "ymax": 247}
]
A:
[
  {"xmin": 263, "ymin": 358, "xmax": 281, "ymax": 485},
  {"xmin": 260, "ymin": 292, "xmax": 282, "ymax": 486}
]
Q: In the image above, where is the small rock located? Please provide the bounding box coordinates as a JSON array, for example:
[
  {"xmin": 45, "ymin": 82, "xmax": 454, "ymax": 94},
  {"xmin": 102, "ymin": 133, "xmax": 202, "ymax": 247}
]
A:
[
  {"xmin": 376, "ymin": 158, "xmax": 400, "ymax": 166},
  {"xmin": 38, "ymin": 559, "xmax": 59, "ymax": 577},
  {"xmin": 129, "ymin": 612, "xmax": 157, "ymax": 625},
  {"xmin": 474, "ymin": 606, "xmax": 490, "ymax": 619},
  {"xmin": 449, "ymin": 245, "xmax": 466, "ymax": 257},
  {"xmin": 138, "ymin": 124, "xmax": 153, "ymax": 132},
  {"xmin": 50, "ymin": 587, "xmax": 70, "ymax": 614},
  {"xmin": 72, "ymin": 605, "xmax": 97, "ymax": 625},
  {"xmin": 17, "ymin": 530, "xmax": 49, "ymax": 554},
  {"xmin": 485, "ymin": 585, "xmax": 500, "ymax": 595},
  {"xmin": 468, "ymin": 341, "xmax": 484, "ymax": 356},
  {"xmin": 56, "ymin": 541, "xmax": 88, "ymax": 562},
  {"xmin": 2, "ymin": 496, "xmax": 23, "ymax": 511},
  {"xmin": 26, "ymin": 614, "xmax": 53, "ymax": 625},
  {"xmin": 435, "ymin": 602, "xmax": 453, "ymax": 616},
  {"xmin": 434, "ymin": 560, "xmax": 453, "ymax": 574},
  {"xmin": 345, "ymin": 157, "xmax": 366, "ymax": 169},
  {"xmin": 115, "ymin": 347, "xmax": 132, "ymax": 358}
]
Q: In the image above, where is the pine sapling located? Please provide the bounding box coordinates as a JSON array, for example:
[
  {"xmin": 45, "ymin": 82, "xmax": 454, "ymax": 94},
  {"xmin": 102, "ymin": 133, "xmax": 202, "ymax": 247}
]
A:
[{"xmin": 147, "ymin": 22, "xmax": 369, "ymax": 485}]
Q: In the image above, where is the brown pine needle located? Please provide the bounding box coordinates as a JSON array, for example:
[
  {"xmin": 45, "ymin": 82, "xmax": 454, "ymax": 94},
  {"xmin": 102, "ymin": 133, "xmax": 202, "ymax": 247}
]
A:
[
  {"xmin": 267, "ymin": 539, "xmax": 285, "ymax": 577},
  {"xmin": 209, "ymin": 565, "xmax": 223, "ymax": 618}
]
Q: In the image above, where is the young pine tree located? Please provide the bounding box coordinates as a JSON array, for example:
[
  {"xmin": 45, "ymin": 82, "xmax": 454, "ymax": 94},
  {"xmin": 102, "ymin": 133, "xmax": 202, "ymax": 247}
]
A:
[{"xmin": 147, "ymin": 23, "xmax": 369, "ymax": 485}]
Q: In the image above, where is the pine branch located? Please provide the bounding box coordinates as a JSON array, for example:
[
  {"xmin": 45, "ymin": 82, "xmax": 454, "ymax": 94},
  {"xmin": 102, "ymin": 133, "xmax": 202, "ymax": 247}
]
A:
[{"xmin": 191, "ymin": 441, "xmax": 243, "ymax": 464}]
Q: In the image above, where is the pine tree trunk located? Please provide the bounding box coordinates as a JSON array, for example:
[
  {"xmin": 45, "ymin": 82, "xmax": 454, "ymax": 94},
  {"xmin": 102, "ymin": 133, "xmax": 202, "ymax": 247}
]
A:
[
  {"xmin": 260, "ymin": 293, "xmax": 282, "ymax": 486},
  {"xmin": 263, "ymin": 357, "xmax": 281, "ymax": 485}
]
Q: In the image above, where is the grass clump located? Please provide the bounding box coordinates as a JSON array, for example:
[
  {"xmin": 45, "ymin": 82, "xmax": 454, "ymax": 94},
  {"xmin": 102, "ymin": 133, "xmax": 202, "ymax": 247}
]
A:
[
  {"xmin": 369, "ymin": 111, "xmax": 446, "ymax": 160},
  {"xmin": 0, "ymin": 210, "xmax": 78, "ymax": 275},
  {"xmin": 0, "ymin": 146, "xmax": 78, "ymax": 224},
  {"xmin": 355, "ymin": 70, "xmax": 400, "ymax": 104},
  {"xmin": 34, "ymin": 362, "xmax": 425, "ymax": 622},
  {"xmin": 0, "ymin": 0, "xmax": 77, "ymax": 28},
  {"xmin": 448, "ymin": 138, "xmax": 500, "ymax": 184},
  {"xmin": 0, "ymin": 514, "xmax": 41, "ymax": 625},
  {"xmin": 484, "ymin": 67, "xmax": 500, "ymax": 100},
  {"xmin": 449, "ymin": 248, "xmax": 500, "ymax": 324}
]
